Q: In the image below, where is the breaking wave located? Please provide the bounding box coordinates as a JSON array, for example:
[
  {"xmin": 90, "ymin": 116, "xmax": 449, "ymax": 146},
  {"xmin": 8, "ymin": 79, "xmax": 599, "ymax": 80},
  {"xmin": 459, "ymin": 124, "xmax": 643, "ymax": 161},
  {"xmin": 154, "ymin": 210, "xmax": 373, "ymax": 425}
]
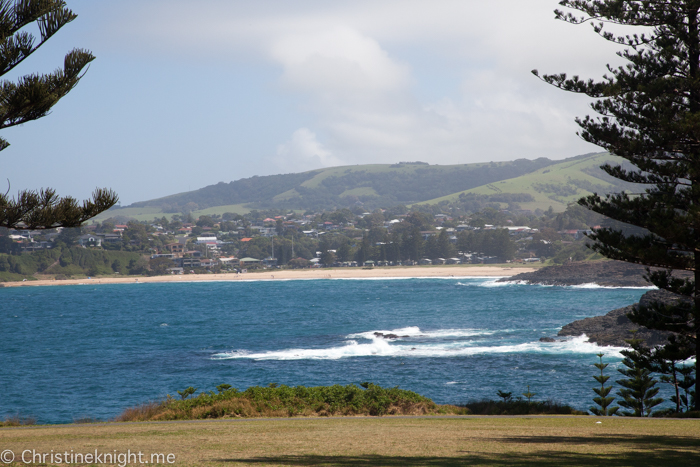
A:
[{"xmin": 212, "ymin": 328, "xmax": 622, "ymax": 361}]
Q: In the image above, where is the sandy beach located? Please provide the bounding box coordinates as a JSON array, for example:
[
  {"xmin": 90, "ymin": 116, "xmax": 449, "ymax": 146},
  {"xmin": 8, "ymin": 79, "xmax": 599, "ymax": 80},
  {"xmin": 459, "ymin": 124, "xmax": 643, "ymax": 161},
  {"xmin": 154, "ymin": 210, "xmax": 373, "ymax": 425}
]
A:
[{"xmin": 1, "ymin": 265, "xmax": 536, "ymax": 288}]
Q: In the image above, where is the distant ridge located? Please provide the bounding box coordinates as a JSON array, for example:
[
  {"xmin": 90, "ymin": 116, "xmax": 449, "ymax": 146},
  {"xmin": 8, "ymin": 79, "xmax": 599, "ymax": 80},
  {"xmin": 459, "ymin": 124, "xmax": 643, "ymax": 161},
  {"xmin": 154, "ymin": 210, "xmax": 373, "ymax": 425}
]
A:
[
  {"xmin": 123, "ymin": 158, "xmax": 558, "ymax": 213},
  {"xmin": 101, "ymin": 152, "xmax": 626, "ymax": 221}
]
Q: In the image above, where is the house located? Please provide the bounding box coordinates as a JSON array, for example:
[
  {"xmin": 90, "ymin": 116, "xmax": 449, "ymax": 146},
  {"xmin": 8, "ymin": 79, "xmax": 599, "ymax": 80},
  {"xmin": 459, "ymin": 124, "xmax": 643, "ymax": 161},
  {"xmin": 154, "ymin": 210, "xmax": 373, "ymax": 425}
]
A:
[
  {"xmin": 20, "ymin": 241, "xmax": 53, "ymax": 252},
  {"xmin": 180, "ymin": 257, "xmax": 201, "ymax": 268},
  {"xmin": 77, "ymin": 234, "xmax": 102, "ymax": 247},
  {"xmin": 239, "ymin": 257, "xmax": 261, "ymax": 266},
  {"xmin": 102, "ymin": 233, "xmax": 122, "ymax": 244},
  {"xmin": 419, "ymin": 258, "xmax": 432, "ymax": 265},
  {"xmin": 165, "ymin": 243, "xmax": 185, "ymax": 254}
]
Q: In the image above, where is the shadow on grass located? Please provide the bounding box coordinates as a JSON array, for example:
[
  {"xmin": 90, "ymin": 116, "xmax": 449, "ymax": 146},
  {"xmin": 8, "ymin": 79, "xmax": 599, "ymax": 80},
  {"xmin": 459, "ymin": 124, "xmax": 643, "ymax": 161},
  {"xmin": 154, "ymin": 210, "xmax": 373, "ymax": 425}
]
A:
[
  {"xmin": 494, "ymin": 434, "xmax": 700, "ymax": 449},
  {"xmin": 216, "ymin": 435, "xmax": 700, "ymax": 466},
  {"xmin": 217, "ymin": 449, "xmax": 700, "ymax": 467}
]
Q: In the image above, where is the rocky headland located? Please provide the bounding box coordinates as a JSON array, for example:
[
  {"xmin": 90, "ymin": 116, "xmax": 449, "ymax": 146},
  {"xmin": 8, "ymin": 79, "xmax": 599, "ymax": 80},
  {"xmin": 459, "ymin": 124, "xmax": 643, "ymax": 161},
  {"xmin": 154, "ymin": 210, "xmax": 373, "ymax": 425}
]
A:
[
  {"xmin": 505, "ymin": 261, "xmax": 690, "ymax": 347},
  {"xmin": 557, "ymin": 289, "xmax": 684, "ymax": 347},
  {"xmin": 499, "ymin": 261, "xmax": 654, "ymax": 287}
]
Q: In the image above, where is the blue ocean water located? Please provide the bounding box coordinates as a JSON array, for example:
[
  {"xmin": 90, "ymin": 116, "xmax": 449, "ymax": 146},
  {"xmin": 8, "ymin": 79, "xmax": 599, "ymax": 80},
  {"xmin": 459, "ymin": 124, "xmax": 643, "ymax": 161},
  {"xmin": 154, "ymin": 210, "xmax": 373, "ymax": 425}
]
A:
[{"xmin": 0, "ymin": 277, "xmax": 653, "ymax": 424}]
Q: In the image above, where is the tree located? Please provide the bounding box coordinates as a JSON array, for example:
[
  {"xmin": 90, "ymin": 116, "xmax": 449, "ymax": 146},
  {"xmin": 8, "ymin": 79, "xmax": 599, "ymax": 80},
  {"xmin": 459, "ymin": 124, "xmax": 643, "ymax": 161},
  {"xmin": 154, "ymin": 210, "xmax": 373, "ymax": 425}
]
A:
[
  {"xmin": 437, "ymin": 228, "xmax": 455, "ymax": 259},
  {"xmin": 320, "ymin": 249, "xmax": 335, "ymax": 267},
  {"xmin": 590, "ymin": 353, "xmax": 619, "ymax": 416},
  {"xmin": 336, "ymin": 241, "xmax": 351, "ymax": 262},
  {"xmin": 641, "ymin": 335, "xmax": 695, "ymax": 413},
  {"xmin": 617, "ymin": 338, "xmax": 663, "ymax": 417},
  {"xmin": 149, "ymin": 256, "xmax": 173, "ymax": 275},
  {"xmin": 496, "ymin": 390, "xmax": 512, "ymax": 403},
  {"xmin": 534, "ymin": 0, "xmax": 700, "ymax": 410},
  {"xmin": 522, "ymin": 385, "xmax": 536, "ymax": 404},
  {"xmin": 0, "ymin": 1, "xmax": 117, "ymax": 230}
]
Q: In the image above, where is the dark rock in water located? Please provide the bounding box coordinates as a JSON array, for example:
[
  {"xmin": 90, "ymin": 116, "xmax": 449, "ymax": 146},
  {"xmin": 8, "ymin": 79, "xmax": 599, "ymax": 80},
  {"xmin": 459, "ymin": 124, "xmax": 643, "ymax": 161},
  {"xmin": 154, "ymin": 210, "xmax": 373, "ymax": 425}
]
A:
[
  {"xmin": 539, "ymin": 337, "xmax": 556, "ymax": 342},
  {"xmin": 558, "ymin": 290, "xmax": 683, "ymax": 347},
  {"xmin": 373, "ymin": 332, "xmax": 409, "ymax": 339},
  {"xmin": 499, "ymin": 261, "xmax": 690, "ymax": 287}
]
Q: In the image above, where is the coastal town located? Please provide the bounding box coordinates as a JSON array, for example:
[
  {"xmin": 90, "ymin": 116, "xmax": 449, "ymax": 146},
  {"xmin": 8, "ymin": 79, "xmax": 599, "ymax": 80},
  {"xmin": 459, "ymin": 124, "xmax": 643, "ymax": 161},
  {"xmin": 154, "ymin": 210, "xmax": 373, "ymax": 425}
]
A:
[{"xmin": 0, "ymin": 205, "xmax": 601, "ymax": 280}]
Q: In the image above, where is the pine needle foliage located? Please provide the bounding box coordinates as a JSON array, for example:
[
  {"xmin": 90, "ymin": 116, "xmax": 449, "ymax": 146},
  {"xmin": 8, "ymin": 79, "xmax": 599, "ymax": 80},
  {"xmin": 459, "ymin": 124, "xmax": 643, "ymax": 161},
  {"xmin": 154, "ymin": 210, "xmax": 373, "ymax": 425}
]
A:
[
  {"xmin": 0, "ymin": 1, "xmax": 117, "ymax": 229},
  {"xmin": 534, "ymin": 0, "xmax": 700, "ymax": 410},
  {"xmin": 591, "ymin": 352, "xmax": 619, "ymax": 416},
  {"xmin": 617, "ymin": 338, "xmax": 664, "ymax": 417}
]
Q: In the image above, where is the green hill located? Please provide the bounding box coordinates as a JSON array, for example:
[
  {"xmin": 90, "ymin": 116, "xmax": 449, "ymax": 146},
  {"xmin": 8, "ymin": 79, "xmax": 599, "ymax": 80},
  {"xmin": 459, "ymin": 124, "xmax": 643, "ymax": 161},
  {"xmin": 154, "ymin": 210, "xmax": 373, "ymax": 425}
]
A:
[
  {"xmin": 417, "ymin": 152, "xmax": 633, "ymax": 212},
  {"xmin": 96, "ymin": 152, "xmax": 628, "ymax": 221},
  {"xmin": 104, "ymin": 158, "xmax": 556, "ymax": 217}
]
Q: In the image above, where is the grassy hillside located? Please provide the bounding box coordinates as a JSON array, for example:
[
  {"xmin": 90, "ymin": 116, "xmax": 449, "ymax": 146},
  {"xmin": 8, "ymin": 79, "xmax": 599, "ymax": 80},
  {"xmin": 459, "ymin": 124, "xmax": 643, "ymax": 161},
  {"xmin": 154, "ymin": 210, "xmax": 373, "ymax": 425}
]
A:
[
  {"xmin": 93, "ymin": 152, "xmax": 631, "ymax": 222},
  {"xmin": 101, "ymin": 158, "xmax": 561, "ymax": 220},
  {"xmin": 418, "ymin": 152, "xmax": 632, "ymax": 212}
]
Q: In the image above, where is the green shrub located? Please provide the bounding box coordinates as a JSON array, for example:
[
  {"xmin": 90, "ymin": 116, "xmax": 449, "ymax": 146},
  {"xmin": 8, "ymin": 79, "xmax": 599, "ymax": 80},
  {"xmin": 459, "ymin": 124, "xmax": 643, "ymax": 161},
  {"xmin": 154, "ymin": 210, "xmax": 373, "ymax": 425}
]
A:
[
  {"xmin": 117, "ymin": 383, "xmax": 443, "ymax": 421},
  {"xmin": 460, "ymin": 399, "xmax": 586, "ymax": 416}
]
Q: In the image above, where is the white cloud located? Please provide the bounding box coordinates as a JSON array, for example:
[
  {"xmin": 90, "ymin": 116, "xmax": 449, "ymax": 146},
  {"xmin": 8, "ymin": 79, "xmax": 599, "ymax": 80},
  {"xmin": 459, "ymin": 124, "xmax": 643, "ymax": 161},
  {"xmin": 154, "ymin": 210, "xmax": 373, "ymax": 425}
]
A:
[
  {"xmin": 270, "ymin": 27, "xmax": 410, "ymax": 94},
  {"xmin": 106, "ymin": 0, "xmax": 623, "ymax": 169},
  {"xmin": 274, "ymin": 128, "xmax": 342, "ymax": 173}
]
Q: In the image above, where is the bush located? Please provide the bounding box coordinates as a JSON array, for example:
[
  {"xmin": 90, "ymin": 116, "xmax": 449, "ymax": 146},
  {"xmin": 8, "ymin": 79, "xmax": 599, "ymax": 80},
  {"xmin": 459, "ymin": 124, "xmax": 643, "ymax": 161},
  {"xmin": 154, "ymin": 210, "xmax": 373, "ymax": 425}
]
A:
[
  {"xmin": 460, "ymin": 399, "xmax": 586, "ymax": 416},
  {"xmin": 0, "ymin": 414, "xmax": 36, "ymax": 427},
  {"xmin": 117, "ymin": 383, "xmax": 448, "ymax": 421}
]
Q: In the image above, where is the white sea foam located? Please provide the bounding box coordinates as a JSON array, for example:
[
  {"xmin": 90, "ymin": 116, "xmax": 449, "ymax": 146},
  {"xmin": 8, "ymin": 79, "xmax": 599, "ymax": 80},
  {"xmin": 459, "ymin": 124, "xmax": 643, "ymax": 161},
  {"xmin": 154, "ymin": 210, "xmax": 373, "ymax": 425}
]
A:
[
  {"xmin": 569, "ymin": 283, "xmax": 656, "ymax": 290},
  {"xmin": 332, "ymin": 276, "xmax": 495, "ymax": 281},
  {"xmin": 475, "ymin": 279, "xmax": 527, "ymax": 287},
  {"xmin": 212, "ymin": 334, "xmax": 623, "ymax": 361},
  {"xmin": 346, "ymin": 326, "xmax": 494, "ymax": 340}
]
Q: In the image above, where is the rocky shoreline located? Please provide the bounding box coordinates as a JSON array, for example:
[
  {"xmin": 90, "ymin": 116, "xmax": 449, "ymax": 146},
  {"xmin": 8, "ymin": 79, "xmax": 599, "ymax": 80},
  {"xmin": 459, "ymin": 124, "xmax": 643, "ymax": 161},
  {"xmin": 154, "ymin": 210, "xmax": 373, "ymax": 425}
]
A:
[
  {"xmin": 556, "ymin": 290, "xmax": 680, "ymax": 347},
  {"xmin": 504, "ymin": 261, "xmax": 688, "ymax": 348},
  {"xmin": 499, "ymin": 261, "xmax": 654, "ymax": 287}
]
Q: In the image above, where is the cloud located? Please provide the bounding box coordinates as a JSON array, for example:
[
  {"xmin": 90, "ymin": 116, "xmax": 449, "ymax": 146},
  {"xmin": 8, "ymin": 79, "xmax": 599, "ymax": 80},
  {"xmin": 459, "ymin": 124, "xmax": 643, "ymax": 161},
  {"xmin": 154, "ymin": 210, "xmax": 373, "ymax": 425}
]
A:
[
  {"xmin": 104, "ymin": 0, "xmax": 621, "ymax": 170},
  {"xmin": 270, "ymin": 27, "xmax": 410, "ymax": 95},
  {"xmin": 274, "ymin": 128, "xmax": 342, "ymax": 173}
]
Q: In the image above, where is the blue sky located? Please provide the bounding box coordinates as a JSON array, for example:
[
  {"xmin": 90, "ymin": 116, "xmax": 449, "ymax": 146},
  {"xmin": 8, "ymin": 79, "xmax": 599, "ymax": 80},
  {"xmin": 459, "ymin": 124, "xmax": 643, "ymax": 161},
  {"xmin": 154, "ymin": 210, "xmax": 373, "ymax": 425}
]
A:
[{"xmin": 1, "ymin": 1, "xmax": 626, "ymax": 205}]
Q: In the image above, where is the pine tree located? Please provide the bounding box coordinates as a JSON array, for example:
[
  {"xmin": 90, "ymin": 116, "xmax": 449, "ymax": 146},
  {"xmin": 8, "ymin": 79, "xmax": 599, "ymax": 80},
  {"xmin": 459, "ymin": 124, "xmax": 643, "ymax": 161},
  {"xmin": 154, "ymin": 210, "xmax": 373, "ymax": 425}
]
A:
[
  {"xmin": 677, "ymin": 365, "xmax": 697, "ymax": 412},
  {"xmin": 646, "ymin": 335, "xmax": 694, "ymax": 413},
  {"xmin": 617, "ymin": 339, "xmax": 663, "ymax": 417},
  {"xmin": 0, "ymin": 1, "xmax": 117, "ymax": 230},
  {"xmin": 534, "ymin": 0, "xmax": 700, "ymax": 410},
  {"xmin": 522, "ymin": 385, "xmax": 536, "ymax": 403},
  {"xmin": 591, "ymin": 352, "xmax": 619, "ymax": 416}
]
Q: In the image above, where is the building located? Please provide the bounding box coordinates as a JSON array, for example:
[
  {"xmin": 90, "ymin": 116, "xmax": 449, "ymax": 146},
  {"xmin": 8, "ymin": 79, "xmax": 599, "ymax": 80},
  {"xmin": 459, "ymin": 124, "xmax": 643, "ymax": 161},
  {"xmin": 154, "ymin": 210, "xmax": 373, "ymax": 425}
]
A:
[{"xmin": 77, "ymin": 234, "xmax": 102, "ymax": 247}]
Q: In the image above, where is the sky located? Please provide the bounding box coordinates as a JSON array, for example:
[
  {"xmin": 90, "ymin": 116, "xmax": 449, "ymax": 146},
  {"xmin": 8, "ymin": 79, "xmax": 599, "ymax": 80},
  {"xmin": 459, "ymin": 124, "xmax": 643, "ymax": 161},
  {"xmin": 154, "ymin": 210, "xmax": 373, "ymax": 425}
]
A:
[{"xmin": 1, "ymin": 0, "xmax": 630, "ymax": 205}]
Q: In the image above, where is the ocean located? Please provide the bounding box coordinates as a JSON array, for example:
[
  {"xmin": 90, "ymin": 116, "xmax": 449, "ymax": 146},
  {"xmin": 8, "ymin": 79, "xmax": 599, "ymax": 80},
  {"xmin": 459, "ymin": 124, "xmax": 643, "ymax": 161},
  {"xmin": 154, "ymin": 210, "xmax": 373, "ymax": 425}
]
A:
[{"xmin": 0, "ymin": 277, "xmax": 653, "ymax": 424}]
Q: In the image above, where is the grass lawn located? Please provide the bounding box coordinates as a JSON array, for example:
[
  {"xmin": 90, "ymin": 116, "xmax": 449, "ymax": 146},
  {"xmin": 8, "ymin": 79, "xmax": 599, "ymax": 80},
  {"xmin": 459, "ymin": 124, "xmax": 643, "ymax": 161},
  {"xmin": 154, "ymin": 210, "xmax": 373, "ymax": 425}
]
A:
[{"xmin": 1, "ymin": 416, "xmax": 698, "ymax": 466}]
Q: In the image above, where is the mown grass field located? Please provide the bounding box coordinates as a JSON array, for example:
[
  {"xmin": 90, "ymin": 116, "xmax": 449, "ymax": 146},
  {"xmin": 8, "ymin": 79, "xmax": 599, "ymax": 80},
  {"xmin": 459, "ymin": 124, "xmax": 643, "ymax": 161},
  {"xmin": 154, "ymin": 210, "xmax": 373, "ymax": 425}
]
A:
[{"xmin": 1, "ymin": 417, "xmax": 698, "ymax": 466}]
